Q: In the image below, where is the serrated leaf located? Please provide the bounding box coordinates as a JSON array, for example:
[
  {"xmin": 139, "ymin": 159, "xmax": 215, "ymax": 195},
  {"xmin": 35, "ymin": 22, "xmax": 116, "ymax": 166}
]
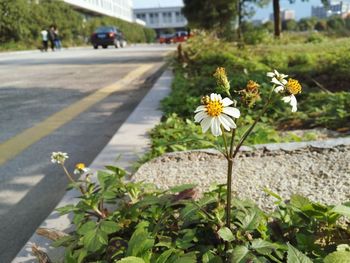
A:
[
  {"xmin": 331, "ymin": 204, "xmax": 350, "ymax": 217},
  {"xmin": 287, "ymin": 243, "xmax": 312, "ymax": 263},
  {"xmin": 231, "ymin": 245, "xmax": 249, "ymax": 263},
  {"xmin": 77, "ymin": 221, "xmax": 96, "ymax": 235},
  {"xmin": 218, "ymin": 227, "xmax": 234, "ymax": 242},
  {"xmin": 251, "ymin": 239, "xmax": 276, "ymax": 255},
  {"xmin": 100, "ymin": 220, "xmax": 120, "ymax": 234},
  {"xmin": 83, "ymin": 228, "xmax": 108, "ymax": 252},
  {"xmin": 324, "ymin": 251, "xmax": 350, "ymax": 263},
  {"xmin": 116, "ymin": 256, "xmax": 146, "ymax": 263},
  {"xmin": 290, "ymin": 195, "xmax": 311, "ymax": 210}
]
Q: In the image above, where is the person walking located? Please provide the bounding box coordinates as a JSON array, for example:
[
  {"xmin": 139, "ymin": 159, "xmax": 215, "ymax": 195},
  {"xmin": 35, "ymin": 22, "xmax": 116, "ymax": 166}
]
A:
[
  {"xmin": 54, "ymin": 27, "xmax": 61, "ymax": 50},
  {"xmin": 48, "ymin": 25, "xmax": 56, "ymax": 51},
  {"xmin": 40, "ymin": 29, "xmax": 48, "ymax": 52}
]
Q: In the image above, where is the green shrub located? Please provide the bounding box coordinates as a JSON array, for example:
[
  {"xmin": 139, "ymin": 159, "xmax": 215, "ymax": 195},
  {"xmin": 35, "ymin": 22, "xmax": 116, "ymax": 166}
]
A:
[{"xmin": 52, "ymin": 165, "xmax": 350, "ymax": 262}]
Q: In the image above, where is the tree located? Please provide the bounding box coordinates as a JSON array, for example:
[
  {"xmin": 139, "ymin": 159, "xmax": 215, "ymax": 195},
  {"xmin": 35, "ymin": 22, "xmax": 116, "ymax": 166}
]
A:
[
  {"xmin": 0, "ymin": 0, "xmax": 30, "ymax": 42},
  {"xmin": 282, "ymin": 19, "xmax": 298, "ymax": 31},
  {"xmin": 182, "ymin": 0, "xmax": 237, "ymax": 32}
]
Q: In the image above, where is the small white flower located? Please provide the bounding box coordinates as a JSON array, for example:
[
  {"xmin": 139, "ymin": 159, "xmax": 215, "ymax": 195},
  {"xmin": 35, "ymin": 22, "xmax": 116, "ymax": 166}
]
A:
[
  {"xmin": 267, "ymin": 70, "xmax": 288, "ymax": 93},
  {"xmin": 194, "ymin": 93, "xmax": 240, "ymax": 137},
  {"xmin": 282, "ymin": 94, "xmax": 298, "ymax": 112},
  {"xmin": 73, "ymin": 163, "xmax": 90, "ymax": 175},
  {"xmin": 267, "ymin": 69, "xmax": 288, "ymax": 81},
  {"xmin": 51, "ymin": 152, "xmax": 68, "ymax": 164}
]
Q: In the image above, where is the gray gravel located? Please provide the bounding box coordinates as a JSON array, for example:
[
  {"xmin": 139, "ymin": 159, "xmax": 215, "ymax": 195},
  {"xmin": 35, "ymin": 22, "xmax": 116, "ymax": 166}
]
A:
[{"xmin": 133, "ymin": 144, "xmax": 350, "ymax": 210}]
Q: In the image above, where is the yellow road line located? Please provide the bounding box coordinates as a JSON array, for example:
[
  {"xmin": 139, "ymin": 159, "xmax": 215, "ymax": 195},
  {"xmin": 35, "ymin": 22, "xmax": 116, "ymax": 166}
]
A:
[{"xmin": 0, "ymin": 64, "xmax": 154, "ymax": 166}]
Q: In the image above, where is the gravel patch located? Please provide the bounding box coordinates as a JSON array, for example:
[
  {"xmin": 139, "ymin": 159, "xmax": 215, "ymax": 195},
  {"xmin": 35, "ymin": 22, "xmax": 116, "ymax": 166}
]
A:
[{"xmin": 133, "ymin": 145, "xmax": 350, "ymax": 210}]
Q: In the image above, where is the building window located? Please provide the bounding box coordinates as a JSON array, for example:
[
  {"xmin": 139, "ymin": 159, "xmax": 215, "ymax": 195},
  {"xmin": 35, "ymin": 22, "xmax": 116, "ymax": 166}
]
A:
[
  {"xmin": 149, "ymin": 13, "xmax": 159, "ymax": 24},
  {"xmin": 162, "ymin": 12, "xmax": 172, "ymax": 23},
  {"xmin": 175, "ymin": 11, "xmax": 184, "ymax": 23},
  {"xmin": 136, "ymin": 13, "xmax": 146, "ymax": 21}
]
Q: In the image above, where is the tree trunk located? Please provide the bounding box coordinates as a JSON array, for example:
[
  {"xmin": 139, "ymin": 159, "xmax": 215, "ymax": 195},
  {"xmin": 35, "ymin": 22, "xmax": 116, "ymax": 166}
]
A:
[{"xmin": 273, "ymin": 0, "xmax": 281, "ymax": 38}]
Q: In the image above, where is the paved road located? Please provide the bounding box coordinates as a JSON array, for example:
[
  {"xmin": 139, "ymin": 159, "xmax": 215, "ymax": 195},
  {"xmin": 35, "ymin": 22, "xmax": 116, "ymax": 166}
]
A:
[{"xmin": 0, "ymin": 45, "xmax": 175, "ymax": 262}]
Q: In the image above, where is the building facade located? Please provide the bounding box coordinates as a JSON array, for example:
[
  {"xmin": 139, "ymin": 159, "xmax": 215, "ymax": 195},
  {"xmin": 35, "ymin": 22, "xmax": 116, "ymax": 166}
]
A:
[
  {"xmin": 269, "ymin": 9, "xmax": 295, "ymax": 21},
  {"xmin": 63, "ymin": 0, "xmax": 133, "ymax": 22},
  {"xmin": 133, "ymin": 6, "xmax": 187, "ymax": 36},
  {"xmin": 311, "ymin": 1, "xmax": 350, "ymax": 18}
]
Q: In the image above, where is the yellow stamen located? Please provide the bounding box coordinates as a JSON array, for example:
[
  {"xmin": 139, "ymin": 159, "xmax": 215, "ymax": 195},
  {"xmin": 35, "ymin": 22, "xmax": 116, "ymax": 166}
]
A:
[
  {"xmin": 206, "ymin": 100, "xmax": 223, "ymax": 117},
  {"xmin": 246, "ymin": 80, "xmax": 260, "ymax": 93},
  {"xmin": 75, "ymin": 163, "xmax": 85, "ymax": 170},
  {"xmin": 286, "ymin": 78, "xmax": 302, "ymax": 95}
]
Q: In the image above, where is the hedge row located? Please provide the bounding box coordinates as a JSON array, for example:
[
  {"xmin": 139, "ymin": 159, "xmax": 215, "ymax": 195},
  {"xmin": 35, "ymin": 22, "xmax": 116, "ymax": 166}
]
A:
[{"xmin": 0, "ymin": 0, "xmax": 156, "ymax": 50}]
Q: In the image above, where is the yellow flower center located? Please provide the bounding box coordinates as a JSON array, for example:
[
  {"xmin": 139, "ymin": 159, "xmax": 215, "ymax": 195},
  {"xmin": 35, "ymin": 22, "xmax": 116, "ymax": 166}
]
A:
[
  {"xmin": 76, "ymin": 163, "xmax": 85, "ymax": 170},
  {"xmin": 286, "ymin": 78, "xmax": 302, "ymax": 95},
  {"xmin": 206, "ymin": 100, "xmax": 223, "ymax": 117}
]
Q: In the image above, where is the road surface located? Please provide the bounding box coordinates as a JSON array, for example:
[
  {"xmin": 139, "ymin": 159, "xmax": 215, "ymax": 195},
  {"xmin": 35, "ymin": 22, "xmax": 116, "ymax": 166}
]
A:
[{"xmin": 0, "ymin": 45, "xmax": 175, "ymax": 262}]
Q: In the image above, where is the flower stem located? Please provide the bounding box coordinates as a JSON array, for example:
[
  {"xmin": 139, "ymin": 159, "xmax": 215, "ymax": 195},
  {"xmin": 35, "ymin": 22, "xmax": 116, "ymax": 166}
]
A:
[
  {"xmin": 221, "ymin": 127, "xmax": 229, "ymax": 159},
  {"xmin": 232, "ymin": 97, "xmax": 272, "ymax": 159},
  {"xmin": 61, "ymin": 164, "xmax": 86, "ymax": 195}
]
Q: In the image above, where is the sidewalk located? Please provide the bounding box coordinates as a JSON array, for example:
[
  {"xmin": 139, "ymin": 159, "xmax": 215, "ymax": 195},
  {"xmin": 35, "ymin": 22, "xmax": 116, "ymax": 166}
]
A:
[{"xmin": 13, "ymin": 69, "xmax": 173, "ymax": 262}]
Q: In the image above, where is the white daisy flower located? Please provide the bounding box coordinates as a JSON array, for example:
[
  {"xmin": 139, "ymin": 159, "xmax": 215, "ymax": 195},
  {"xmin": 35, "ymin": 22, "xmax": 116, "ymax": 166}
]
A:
[
  {"xmin": 73, "ymin": 163, "xmax": 90, "ymax": 175},
  {"xmin": 267, "ymin": 69, "xmax": 288, "ymax": 92},
  {"xmin": 194, "ymin": 93, "xmax": 240, "ymax": 137},
  {"xmin": 51, "ymin": 152, "xmax": 68, "ymax": 164}
]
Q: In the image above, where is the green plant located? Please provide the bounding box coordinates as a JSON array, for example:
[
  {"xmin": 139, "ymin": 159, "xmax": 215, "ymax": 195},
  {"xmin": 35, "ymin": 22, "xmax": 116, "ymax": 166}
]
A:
[{"xmin": 43, "ymin": 159, "xmax": 350, "ymax": 262}]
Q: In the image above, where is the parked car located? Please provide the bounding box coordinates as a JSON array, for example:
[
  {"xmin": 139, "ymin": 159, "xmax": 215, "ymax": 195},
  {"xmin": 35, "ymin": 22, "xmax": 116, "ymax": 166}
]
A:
[
  {"xmin": 158, "ymin": 33, "xmax": 175, "ymax": 44},
  {"xmin": 91, "ymin": 26, "xmax": 127, "ymax": 49},
  {"xmin": 173, "ymin": 31, "xmax": 190, "ymax": 43}
]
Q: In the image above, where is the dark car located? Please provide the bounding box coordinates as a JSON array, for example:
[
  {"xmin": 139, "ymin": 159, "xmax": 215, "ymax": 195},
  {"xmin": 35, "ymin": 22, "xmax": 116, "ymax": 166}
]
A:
[
  {"xmin": 91, "ymin": 26, "xmax": 127, "ymax": 49},
  {"xmin": 158, "ymin": 33, "xmax": 175, "ymax": 44}
]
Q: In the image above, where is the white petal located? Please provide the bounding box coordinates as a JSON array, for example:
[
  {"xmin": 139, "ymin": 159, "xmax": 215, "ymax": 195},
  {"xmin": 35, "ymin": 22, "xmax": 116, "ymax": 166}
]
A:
[
  {"xmin": 221, "ymin": 97, "xmax": 233, "ymax": 106},
  {"xmin": 223, "ymin": 107, "xmax": 240, "ymax": 118},
  {"xmin": 210, "ymin": 93, "xmax": 219, "ymax": 101},
  {"xmin": 194, "ymin": 111, "xmax": 208, "ymax": 122},
  {"xmin": 218, "ymin": 115, "xmax": 230, "ymax": 131},
  {"xmin": 282, "ymin": 95, "xmax": 292, "ymax": 103},
  {"xmin": 290, "ymin": 95, "xmax": 298, "ymax": 112},
  {"xmin": 194, "ymin": 105, "xmax": 206, "ymax": 113},
  {"xmin": 280, "ymin": 73, "xmax": 288, "ymax": 79},
  {"xmin": 267, "ymin": 72, "xmax": 275, "ymax": 78},
  {"xmin": 221, "ymin": 114, "xmax": 236, "ymax": 129},
  {"xmin": 271, "ymin": 77, "xmax": 283, "ymax": 86},
  {"xmin": 211, "ymin": 117, "xmax": 222, "ymax": 136},
  {"xmin": 200, "ymin": 117, "xmax": 212, "ymax": 133},
  {"xmin": 281, "ymin": 78, "xmax": 288, "ymax": 85},
  {"xmin": 274, "ymin": 86, "xmax": 284, "ymax": 93},
  {"xmin": 274, "ymin": 69, "xmax": 279, "ymax": 75}
]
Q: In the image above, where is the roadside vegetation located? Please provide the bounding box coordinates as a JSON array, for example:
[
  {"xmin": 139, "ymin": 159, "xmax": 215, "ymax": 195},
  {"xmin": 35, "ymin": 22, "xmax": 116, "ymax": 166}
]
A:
[
  {"xmin": 25, "ymin": 0, "xmax": 350, "ymax": 262},
  {"xmin": 138, "ymin": 34, "xmax": 350, "ymax": 163},
  {"xmin": 0, "ymin": 0, "xmax": 156, "ymax": 51}
]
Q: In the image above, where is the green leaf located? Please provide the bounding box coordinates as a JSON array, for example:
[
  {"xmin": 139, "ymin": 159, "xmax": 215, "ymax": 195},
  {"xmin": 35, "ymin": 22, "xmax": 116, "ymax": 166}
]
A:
[
  {"xmin": 126, "ymin": 221, "xmax": 154, "ymax": 258},
  {"xmin": 169, "ymin": 184, "xmax": 196, "ymax": 193},
  {"xmin": 116, "ymin": 256, "xmax": 146, "ymax": 263},
  {"xmin": 156, "ymin": 249, "xmax": 176, "ymax": 263},
  {"xmin": 56, "ymin": 204, "xmax": 77, "ymax": 215},
  {"xmin": 290, "ymin": 195, "xmax": 311, "ymax": 210},
  {"xmin": 82, "ymin": 228, "xmax": 108, "ymax": 252},
  {"xmin": 331, "ymin": 204, "xmax": 350, "ymax": 217},
  {"xmin": 250, "ymin": 239, "xmax": 276, "ymax": 255},
  {"xmin": 337, "ymin": 244, "xmax": 350, "ymax": 252},
  {"xmin": 77, "ymin": 221, "xmax": 96, "ymax": 235},
  {"xmin": 51, "ymin": 235, "xmax": 75, "ymax": 248},
  {"xmin": 231, "ymin": 245, "xmax": 249, "ymax": 263},
  {"xmin": 324, "ymin": 251, "xmax": 350, "ymax": 263},
  {"xmin": 100, "ymin": 220, "xmax": 120, "ymax": 234},
  {"xmin": 218, "ymin": 227, "xmax": 234, "ymax": 242},
  {"xmin": 287, "ymin": 243, "xmax": 312, "ymax": 263},
  {"xmin": 174, "ymin": 252, "xmax": 197, "ymax": 263}
]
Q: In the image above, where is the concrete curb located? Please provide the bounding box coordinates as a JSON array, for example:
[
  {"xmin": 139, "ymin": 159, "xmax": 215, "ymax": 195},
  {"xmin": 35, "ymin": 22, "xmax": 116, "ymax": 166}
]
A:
[
  {"xmin": 13, "ymin": 69, "xmax": 173, "ymax": 263},
  {"xmin": 159, "ymin": 137, "xmax": 350, "ymax": 158}
]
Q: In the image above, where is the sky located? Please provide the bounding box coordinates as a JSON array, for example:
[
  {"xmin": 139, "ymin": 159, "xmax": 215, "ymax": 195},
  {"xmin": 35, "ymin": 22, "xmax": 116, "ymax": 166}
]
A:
[{"xmin": 132, "ymin": 0, "xmax": 324, "ymax": 21}]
